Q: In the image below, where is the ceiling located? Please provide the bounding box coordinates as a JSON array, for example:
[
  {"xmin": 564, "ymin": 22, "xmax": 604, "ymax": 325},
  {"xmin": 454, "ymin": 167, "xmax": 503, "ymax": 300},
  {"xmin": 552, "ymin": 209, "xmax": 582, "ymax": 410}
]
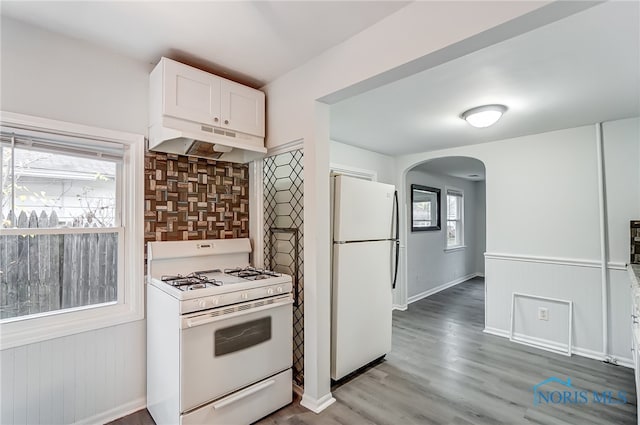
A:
[
  {"xmin": 2, "ymin": 1, "xmax": 637, "ymax": 155},
  {"xmin": 412, "ymin": 157, "xmax": 485, "ymax": 181},
  {"xmin": 0, "ymin": 1, "xmax": 410, "ymax": 88},
  {"xmin": 330, "ymin": 1, "xmax": 640, "ymax": 156}
]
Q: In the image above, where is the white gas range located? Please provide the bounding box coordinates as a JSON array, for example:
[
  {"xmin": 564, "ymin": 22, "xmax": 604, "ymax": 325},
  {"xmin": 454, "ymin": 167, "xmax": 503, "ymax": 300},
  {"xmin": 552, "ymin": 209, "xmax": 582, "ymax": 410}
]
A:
[{"xmin": 146, "ymin": 238, "xmax": 293, "ymax": 425}]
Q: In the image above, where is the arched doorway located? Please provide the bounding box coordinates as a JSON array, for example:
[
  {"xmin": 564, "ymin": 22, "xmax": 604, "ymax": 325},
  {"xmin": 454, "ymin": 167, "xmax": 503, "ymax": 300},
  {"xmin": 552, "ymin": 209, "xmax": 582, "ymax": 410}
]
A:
[{"xmin": 403, "ymin": 156, "xmax": 487, "ymax": 327}]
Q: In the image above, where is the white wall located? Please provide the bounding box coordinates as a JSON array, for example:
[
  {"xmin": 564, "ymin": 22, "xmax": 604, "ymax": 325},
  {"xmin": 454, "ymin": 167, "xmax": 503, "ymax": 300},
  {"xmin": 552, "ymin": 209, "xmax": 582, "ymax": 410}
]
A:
[
  {"xmin": 1, "ymin": 17, "xmax": 149, "ymax": 424},
  {"xmin": 483, "ymin": 125, "xmax": 601, "ymax": 258},
  {"xmin": 0, "ymin": 17, "xmax": 150, "ymax": 135},
  {"xmin": 406, "ymin": 169, "xmax": 485, "ymax": 301},
  {"xmin": 329, "ymin": 140, "xmax": 395, "ymax": 184},
  {"xmin": 396, "ymin": 117, "xmax": 640, "ymax": 365}
]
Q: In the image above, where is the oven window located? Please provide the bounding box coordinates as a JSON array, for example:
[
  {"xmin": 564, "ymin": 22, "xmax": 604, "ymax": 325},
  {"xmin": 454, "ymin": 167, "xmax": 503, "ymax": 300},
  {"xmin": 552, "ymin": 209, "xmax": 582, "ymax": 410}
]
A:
[{"xmin": 214, "ymin": 316, "xmax": 272, "ymax": 356}]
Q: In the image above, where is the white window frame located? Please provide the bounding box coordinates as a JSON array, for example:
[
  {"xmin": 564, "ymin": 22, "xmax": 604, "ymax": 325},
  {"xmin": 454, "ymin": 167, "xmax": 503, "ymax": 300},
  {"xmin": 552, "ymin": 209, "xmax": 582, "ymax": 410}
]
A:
[
  {"xmin": 0, "ymin": 111, "xmax": 144, "ymax": 349},
  {"xmin": 445, "ymin": 187, "xmax": 465, "ymax": 251}
]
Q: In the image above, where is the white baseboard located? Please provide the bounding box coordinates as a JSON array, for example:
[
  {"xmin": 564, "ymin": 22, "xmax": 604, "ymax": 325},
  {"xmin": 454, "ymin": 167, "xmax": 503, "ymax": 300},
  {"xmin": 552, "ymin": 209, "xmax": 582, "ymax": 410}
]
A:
[
  {"xmin": 408, "ymin": 273, "xmax": 481, "ymax": 304},
  {"xmin": 476, "ymin": 273, "xmax": 485, "ymax": 278},
  {"xmin": 483, "ymin": 327, "xmax": 633, "ymax": 369},
  {"xmin": 74, "ymin": 397, "xmax": 146, "ymax": 425},
  {"xmin": 392, "ymin": 304, "xmax": 407, "ymax": 311},
  {"xmin": 300, "ymin": 392, "xmax": 336, "ymax": 414},
  {"xmin": 511, "ymin": 332, "xmax": 569, "ymax": 356},
  {"xmin": 483, "ymin": 327, "xmax": 509, "ymax": 338},
  {"xmin": 571, "ymin": 347, "xmax": 634, "ymax": 368},
  {"xmin": 613, "ymin": 356, "xmax": 634, "ymax": 368}
]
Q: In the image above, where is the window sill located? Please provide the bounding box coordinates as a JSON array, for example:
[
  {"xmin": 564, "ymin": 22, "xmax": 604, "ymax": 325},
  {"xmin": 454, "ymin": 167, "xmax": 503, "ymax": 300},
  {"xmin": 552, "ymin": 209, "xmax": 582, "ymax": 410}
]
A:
[
  {"xmin": 445, "ymin": 245, "xmax": 466, "ymax": 253},
  {"xmin": 0, "ymin": 296, "xmax": 144, "ymax": 349}
]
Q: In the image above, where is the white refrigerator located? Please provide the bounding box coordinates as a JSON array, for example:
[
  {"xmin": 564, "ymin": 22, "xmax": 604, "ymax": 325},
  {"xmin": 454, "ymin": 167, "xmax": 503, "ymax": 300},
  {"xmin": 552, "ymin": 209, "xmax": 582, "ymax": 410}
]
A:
[{"xmin": 331, "ymin": 175, "xmax": 399, "ymax": 380}]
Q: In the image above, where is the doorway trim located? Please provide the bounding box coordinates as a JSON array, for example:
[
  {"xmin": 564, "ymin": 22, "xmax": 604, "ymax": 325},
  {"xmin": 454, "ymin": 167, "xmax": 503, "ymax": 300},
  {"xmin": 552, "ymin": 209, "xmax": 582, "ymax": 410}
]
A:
[{"xmin": 330, "ymin": 163, "xmax": 377, "ymax": 181}]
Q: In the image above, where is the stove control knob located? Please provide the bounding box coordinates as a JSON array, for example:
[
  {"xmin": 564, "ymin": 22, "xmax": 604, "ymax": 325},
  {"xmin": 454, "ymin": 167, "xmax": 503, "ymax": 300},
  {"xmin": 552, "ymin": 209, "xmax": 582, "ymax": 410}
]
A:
[
  {"xmin": 277, "ymin": 287, "xmax": 283, "ymax": 293},
  {"xmin": 212, "ymin": 297, "xmax": 219, "ymax": 306},
  {"xmin": 198, "ymin": 300, "xmax": 208, "ymax": 309},
  {"xmin": 241, "ymin": 293, "xmax": 249, "ymax": 300},
  {"xmin": 267, "ymin": 288, "xmax": 274, "ymax": 295}
]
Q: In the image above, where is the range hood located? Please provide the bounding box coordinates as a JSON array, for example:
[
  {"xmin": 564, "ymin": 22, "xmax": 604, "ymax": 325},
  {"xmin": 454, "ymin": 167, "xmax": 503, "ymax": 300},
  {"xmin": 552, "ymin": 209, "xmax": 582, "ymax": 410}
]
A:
[{"xmin": 148, "ymin": 117, "xmax": 267, "ymax": 164}]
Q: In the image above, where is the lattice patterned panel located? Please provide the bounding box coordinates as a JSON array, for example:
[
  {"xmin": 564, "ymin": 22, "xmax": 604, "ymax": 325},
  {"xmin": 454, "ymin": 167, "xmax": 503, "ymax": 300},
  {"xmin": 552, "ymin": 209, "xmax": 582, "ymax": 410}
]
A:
[
  {"xmin": 144, "ymin": 152, "xmax": 249, "ymax": 251},
  {"xmin": 263, "ymin": 149, "xmax": 304, "ymax": 386}
]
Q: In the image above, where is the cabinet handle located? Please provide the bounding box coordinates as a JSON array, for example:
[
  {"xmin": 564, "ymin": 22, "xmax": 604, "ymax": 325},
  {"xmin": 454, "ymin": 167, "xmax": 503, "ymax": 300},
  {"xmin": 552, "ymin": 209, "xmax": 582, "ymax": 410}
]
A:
[
  {"xmin": 214, "ymin": 117, "xmax": 219, "ymax": 123},
  {"xmin": 212, "ymin": 379, "xmax": 275, "ymax": 410},
  {"xmin": 224, "ymin": 119, "xmax": 229, "ymax": 125}
]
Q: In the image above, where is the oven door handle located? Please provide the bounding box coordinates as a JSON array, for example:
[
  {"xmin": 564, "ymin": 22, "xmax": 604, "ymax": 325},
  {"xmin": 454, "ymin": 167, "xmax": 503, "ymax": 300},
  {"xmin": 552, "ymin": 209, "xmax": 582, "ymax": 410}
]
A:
[
  {"xmin": 182, "ymin": 296, "xmax": 293, "ymax": 329},
  {"xmin": 212, "ymin": 378, "xmax": 276, "ymax": 410}
]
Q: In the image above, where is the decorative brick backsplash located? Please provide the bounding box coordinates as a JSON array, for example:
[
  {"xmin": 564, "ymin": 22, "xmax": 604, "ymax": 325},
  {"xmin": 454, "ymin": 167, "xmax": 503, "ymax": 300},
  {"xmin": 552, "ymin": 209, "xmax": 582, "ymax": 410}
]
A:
[
  {"xmin": 144, "ymin": 152, "xmax": 249, "ymax": 251},
  {"xmin": 632, "ymin": 221, "xmax": 640, "ymax": 264}
]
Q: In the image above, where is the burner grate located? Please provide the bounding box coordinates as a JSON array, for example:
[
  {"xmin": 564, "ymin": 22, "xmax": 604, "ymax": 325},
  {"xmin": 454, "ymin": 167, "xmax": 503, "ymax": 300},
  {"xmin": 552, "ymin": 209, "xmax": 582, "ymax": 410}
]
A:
[
  {"xmin": 224, "ymin": 267, "xmax": 280, "ymax": 280},
  {"xmin": 161, "ymin": 273, "xmax": 222, "ymax": 291}
]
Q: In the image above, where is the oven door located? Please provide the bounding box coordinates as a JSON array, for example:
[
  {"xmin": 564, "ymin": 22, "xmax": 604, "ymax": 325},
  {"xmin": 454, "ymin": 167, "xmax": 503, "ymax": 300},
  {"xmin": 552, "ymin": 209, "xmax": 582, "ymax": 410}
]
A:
[{"xmin": 179, "ymin": 295, "xmax": 293, "ymax": 413}]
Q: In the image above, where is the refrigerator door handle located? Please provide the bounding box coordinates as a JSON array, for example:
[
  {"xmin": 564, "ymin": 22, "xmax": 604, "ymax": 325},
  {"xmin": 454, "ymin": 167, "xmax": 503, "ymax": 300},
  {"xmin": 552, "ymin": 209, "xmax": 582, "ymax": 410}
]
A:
[{"xmin": 392, "ymin": 190, "xmax": 400, "ymax": 289}]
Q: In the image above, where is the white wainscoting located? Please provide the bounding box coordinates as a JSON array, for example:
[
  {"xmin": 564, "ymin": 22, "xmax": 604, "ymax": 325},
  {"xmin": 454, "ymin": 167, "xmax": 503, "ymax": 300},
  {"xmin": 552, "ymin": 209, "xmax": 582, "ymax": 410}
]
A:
[
  {"xmin": 608, "ymin": 268, "xmax": 633, "ymax": 364},
  {"xmin": 485, "ymin": 253, "xmax": 632, "ymax": 367},
  {"xmin": 407, "ymin": 273, "xmax": 482, "ymax": 305},
  {"xmin": 509, "ymin": 293, "xmax": 573, "ymax": 356},
  {"xmin": 0, "ymin": 320, "xmax": 146, "ymax": 425},
  {"xmin": 484, "ymin": 326, "xmax": 633, "ymax": 368}
]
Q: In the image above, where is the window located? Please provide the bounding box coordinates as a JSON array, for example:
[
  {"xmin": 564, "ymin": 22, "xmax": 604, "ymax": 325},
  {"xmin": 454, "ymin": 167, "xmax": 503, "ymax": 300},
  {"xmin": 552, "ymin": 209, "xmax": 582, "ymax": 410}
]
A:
[
  {"xmin": 0, "ymin": 112, "xmax": 143, "ymax": 348},
  {"xmin": 2, "ymin": 141, "xmax": 120, "ymax": 319},
  {"xmin": 446, "ymin": 189, "xmax": 464, "ymax": 248}
]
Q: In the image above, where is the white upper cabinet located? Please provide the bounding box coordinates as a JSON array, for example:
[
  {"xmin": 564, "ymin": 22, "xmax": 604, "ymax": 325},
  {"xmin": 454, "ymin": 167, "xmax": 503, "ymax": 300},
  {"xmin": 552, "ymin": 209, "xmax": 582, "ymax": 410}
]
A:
[
  {"xmin": 159, "ymin": 58, "xmax": 265, "ymax": 138},
  {"xmin": 163, "ymin": 58, "xmax": 222, "ymax": 126},
  {"xmin": 221, "ymin": 80, "xmax": 265, "ymax": 138}
]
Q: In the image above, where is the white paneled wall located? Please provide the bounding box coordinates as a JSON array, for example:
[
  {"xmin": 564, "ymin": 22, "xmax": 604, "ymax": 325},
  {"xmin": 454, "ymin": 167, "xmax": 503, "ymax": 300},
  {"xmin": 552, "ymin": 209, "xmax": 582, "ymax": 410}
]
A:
[
  {"xmin": 609, "ymin": 269, "xmax": 634, "ymax": 361},
  {"xmin": 0, "ymin": 320, "xmax": 146, "ymax": 425},
  {"xmin": 484, "ymin": 257, "xmax": 631, "ymax": 364},
  {"xmin": 485, "ymin": 257, "xmax": 604, "ymax": 353}
]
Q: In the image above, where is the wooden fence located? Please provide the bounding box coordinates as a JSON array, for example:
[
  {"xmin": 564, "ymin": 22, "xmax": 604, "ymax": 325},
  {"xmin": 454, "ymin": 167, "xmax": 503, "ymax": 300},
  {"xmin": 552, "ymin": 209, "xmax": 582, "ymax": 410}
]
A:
[{"xmin": 0, "ymin": 210, "xmax": 117, "ymax": 319}]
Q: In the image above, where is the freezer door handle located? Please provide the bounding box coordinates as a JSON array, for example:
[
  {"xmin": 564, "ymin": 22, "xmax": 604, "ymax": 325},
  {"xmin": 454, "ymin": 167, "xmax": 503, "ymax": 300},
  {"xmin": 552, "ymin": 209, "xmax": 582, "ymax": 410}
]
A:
[
  {"xmin": 392, "ymin": 190, "xmax": 399, "ymax": 289},
  {"xmin": 392, "ymin": 240, "xmax": 399, "ymax": 289}
]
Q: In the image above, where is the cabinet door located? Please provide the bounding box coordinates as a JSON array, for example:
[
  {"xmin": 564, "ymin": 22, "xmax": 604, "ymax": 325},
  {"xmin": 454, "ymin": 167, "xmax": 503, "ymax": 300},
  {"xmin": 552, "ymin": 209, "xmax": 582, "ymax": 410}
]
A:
[
  {"xmin": 220, "ymin": 80, "xmax": 265, "ymax": 137},
  {"xmin": 163, "ymin": 59, "xmax": 221, "ymax": 125}
]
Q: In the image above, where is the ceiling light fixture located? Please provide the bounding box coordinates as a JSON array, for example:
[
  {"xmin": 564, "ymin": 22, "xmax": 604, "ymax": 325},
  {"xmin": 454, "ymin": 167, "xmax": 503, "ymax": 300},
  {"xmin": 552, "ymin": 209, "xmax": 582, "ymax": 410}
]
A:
[{"xmin": 461, "ymin": 104, "xmax": 507, "ymax": 128}]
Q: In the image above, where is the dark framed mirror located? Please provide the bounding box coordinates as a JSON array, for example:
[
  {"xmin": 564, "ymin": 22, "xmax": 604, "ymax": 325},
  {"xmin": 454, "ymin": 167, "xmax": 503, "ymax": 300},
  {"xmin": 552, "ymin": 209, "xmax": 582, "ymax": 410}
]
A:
[{"xmin": 411, "ymin": 184, "xmax": 441, "ymax": 231}]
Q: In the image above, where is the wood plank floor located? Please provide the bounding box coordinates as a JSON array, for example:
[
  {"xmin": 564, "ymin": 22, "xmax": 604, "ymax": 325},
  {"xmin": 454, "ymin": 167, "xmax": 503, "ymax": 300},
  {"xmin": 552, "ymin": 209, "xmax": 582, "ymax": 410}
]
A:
[{"xmin": 112, "ymin": 278, "xmax": 636, "ymax": 425}]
